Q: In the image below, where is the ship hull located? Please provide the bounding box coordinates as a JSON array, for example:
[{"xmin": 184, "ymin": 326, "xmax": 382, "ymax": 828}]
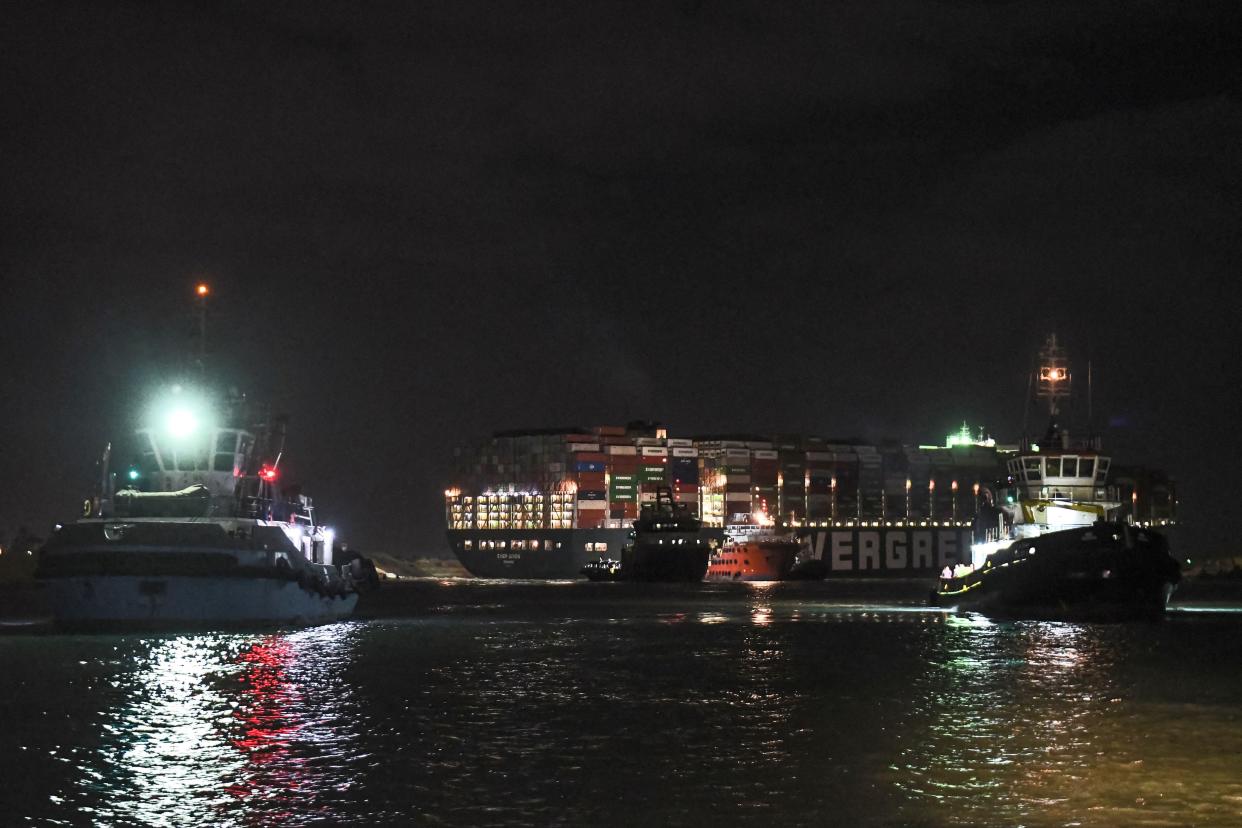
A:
[
  {"xmin": 790, "ymin": 526, "xmax": 974, "ymax": 577},
  {"xmin": 41, "ymin": 574, "xmax": 358, "ymax": 628},
  {"xmin": 706, "ymin": 540, "xmax": 799, "ymax": 582},
  {"xmin": 447, "ymin": 528, "xmax": 635, "ymax": 578},
  {"xmin": 933, "ymin": 524, "xmax": 1181, "ymax": 620},
  {"xmin": 449, "ymin": 525, "xmax": 965, "ymax": 579},
  {"xmin": 622, "ymin": 544, "xmax": 711, "ymax": 582}
]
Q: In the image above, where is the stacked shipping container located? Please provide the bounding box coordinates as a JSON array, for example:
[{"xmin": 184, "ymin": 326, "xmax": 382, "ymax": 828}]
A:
[{"xmin": 447, "ymin": 425, "xmax": 1018, "ymax": 532}]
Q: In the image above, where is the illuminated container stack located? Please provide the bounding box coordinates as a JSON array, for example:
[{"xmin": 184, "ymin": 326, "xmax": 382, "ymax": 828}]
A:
[
  {"xmin": 448, "ymin": 424, "xmax": 1022, "ymax": 559},
  {"xmin": 776, "ymin": 440, "xmax": 807, "ymax": 523},
  {"xmin": 750, "ymin": 448, "xmax": 778, "ymax": 517},
  {"xmin": 634, "ymin": 443, "xmax": 666, "ymax": 508},
  {"xmin": 571, "ymin": 438, "xmax": 608, "ymax": 529},
  {"xmin": 805, "ymin": 448, "xmax": 834, "ymax": 521},
  {"xmin": 606, "ymin": 440, "xmax": 639, "ymax": 522},
  {"xmin": 669, "ymin": 439, "xmax": 699, "ymax": 515}
]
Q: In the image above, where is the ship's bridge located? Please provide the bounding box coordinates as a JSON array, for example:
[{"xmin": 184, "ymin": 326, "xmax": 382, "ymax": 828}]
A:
[
  {"xmin": 1004, "ymin": 452, "xmax": 1115, "ymax": 503},
  {"xmin": 138, "ymin": 426, "xmax": 254, "ymax": 498}
]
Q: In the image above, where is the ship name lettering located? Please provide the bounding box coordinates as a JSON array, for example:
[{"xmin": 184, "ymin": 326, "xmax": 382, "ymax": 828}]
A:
[
  {"xmin": 886, "ymin": 533, "xmax": 907, "ymax": 569},
  {"xmin": 911, "ymin": 531, "xmax": 933, "ymax": 569},
  {"xmin": 831, "ymin": 532, "xmax": 852, "ymax": 571},
  {"xmin": 807, "ymin": 532, "xmax": 826, "ymax": 561},
  {"xmin": 938, "ymin": 534, "xmax": 958, "ymax": 568},
  {"xmin": 858, "ymin": 531, "xmax": 881, "ymax": 570}
]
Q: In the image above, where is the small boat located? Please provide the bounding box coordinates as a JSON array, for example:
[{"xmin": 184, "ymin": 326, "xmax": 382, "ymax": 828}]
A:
[
  {"xmin": 580, "ymin": 557, "xmax": 623, "ymax": 581},
  {"xmin": 618, "ymin": 487, "xmax": 712, "ymax": 581}
]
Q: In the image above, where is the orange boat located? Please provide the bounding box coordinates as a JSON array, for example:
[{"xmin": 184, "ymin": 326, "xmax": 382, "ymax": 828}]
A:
[{"xmin": 706, "ymin": 532, "xmax": 804, "ymax": 581}]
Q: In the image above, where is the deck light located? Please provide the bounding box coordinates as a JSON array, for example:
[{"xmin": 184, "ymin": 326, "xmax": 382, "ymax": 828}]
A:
[{"xmin": 166, "ymin": 406, "xmax": 198, "ymax": 438}]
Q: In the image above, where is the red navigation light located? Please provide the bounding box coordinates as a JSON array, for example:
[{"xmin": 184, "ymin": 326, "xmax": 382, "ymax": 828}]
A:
[
  {"xmin": 196, "ymin": 283, "xmax": 210, "ymax": 297},
  {"xmin": 259, "ymin": 465, "xmax": 278, "ymax": 482}
]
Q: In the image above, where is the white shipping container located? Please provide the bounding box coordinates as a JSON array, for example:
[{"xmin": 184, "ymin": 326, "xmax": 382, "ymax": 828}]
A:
[
  {"xmin": 752, "ymin": 450, "xmax": 778, "ymax": 459},
  {"xmin": 666, "ymin": 438, "xmax": 693, "ymax": 447},
  {"xmin": 576, "ymin": 500, "xmax": 608, "ymax": 510},
  {"xmin": 721, "ymin": 475, "xmax": 752, "ymax": 485},
  {"xmin": 606, "ymin": 445, "xmax": 638, "ymax": 455},
  {"xmin": 641, "ymin": 447, "xmax": 669, "ymax": 457},
  {"xmin": 671, "ymin": 447, "xmax": 698, "ymax": 457},
  {"xmin": 569, "ymin": 443, "xmax": 600, "ymax": 452}
]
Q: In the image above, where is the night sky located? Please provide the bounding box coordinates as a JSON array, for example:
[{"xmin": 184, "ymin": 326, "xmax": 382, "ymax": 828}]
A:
[{"xmin": 2, "ymin": 1, "xmax": 1239, "ymax": 557}]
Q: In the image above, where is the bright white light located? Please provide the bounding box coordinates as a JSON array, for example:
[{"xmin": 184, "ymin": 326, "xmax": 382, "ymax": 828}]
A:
[{"xmin": 166, "ymin": 407, "xmax": 198, "ymax": 438}]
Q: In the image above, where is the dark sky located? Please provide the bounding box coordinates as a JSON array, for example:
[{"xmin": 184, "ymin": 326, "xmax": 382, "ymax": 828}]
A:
[{"xmin": 2, "ymin": 1, "xmax": 1239, "ymax": 556}]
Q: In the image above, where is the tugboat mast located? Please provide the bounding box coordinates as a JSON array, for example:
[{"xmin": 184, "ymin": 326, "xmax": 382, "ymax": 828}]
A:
[
  {"xmin": 1034, "ymin": 334, "xmax": 1071, "ymax": 449},
  {"xmin": 193, "ymin": 281, "xmax": 210, "ymax": 376}
]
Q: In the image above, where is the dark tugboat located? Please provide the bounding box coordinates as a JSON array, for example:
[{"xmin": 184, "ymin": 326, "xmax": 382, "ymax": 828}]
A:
[
  {"xmin": 932, "ymin": 335, "xmax": 1181, "ymax": 619},
  {"xmin": 618, "ymin": 487, "xmax": 712, "ymax": 581}
]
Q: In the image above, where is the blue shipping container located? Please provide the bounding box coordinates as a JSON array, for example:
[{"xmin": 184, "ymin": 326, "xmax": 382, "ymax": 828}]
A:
[{"xmin": 575, "ymin": 461, "xmax": 606, "ymax": 472}]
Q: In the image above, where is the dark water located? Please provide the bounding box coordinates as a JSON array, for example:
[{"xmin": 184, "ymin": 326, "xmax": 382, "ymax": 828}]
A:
[{"xmin": 3, "ymin": 581, "xmax": 1242, "ymax": 827}]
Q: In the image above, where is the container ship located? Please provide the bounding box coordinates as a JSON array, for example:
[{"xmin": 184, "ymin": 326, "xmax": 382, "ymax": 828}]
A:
[{"xmin": 446, "ymin": 421, "xmax": 1177, "ymax": 579}]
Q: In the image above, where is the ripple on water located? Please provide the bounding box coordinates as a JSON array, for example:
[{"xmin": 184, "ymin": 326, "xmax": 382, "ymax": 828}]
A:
[{"xmin": 0, "ymin": 592, "xmax": 1240, "ymax": 827}]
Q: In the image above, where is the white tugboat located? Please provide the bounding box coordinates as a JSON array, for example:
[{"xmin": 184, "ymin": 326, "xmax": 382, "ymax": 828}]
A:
[{"xmin": 36, "ymin": 285, "xmax": 376, "ymax": 628}]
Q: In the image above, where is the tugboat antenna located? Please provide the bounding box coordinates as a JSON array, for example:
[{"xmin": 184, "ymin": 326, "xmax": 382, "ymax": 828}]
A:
[{"xmin": 193, "ymin": 282, "xmax": 210, "ymax": 376}]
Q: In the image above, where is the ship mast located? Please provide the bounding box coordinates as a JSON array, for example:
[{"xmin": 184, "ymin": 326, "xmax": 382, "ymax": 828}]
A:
[
  {"xmin": 1034, "ymin": 334, "xmax": 1071, "ymax": 449},
  {"xmin": 193, "ymin": 282, "xmax": 210, "ymax": 376}
]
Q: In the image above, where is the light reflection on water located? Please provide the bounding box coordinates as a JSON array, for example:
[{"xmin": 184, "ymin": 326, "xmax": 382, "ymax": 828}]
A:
[
  {"xmin": 39, "ymin": 625, "xmax": 361, "ymax": 827},
  {"xmin": 2, "ymin": 584, "xmax": 1241, "ymax": 827}
]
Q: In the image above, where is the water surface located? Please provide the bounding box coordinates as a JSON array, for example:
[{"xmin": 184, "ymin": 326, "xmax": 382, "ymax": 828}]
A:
[{"xmin": 3, "ymin": 581, "xmax": 1240, "ymax": 826}]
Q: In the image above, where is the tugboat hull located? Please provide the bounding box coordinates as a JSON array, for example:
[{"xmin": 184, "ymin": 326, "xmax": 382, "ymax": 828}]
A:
[
  {"xmin": 934, "ymin": 523, "xmax": 1180, "ymax": 620},
  {"xmin": 622, "ymin": 545, "xmax": 710, "ymax": 582},
  {"xmin": 42, "ymin": 575, "xmax": 358, "ymax": 629}
]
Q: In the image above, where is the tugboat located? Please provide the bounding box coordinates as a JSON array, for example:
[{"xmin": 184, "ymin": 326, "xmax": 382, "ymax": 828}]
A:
[
  {"xmin": 707, "ymin": 513, "xmax": 825, "ymax": 581},
  {"xmin": 35, "ymin": 284, "xmax": 377, "ymax": 628},
  {"xmin": 932, "ymin": 335, "xmax": 1180, "ymax": 618},
  {"xmin": 618, "ymin": 487, "xmax": 712, "ymax": 581}
]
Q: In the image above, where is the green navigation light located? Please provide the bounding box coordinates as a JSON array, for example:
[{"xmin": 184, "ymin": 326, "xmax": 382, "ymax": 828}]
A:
[{"xmin": 127, "ymin": 468, "xmax": 141, "ymax": 481}]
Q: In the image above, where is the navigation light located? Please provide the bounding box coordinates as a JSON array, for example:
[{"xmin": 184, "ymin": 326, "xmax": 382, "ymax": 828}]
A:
[
  {"xmin": 127, "ymin": 467, "xmax": 141, "ymax": 481},
  {"xmin": 260, "ymin": 465, "xmax": 279, "ymax": 482},
  {"xmin": 196, "ymin": 283, "xmax": 210, "ymax": 297}
]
